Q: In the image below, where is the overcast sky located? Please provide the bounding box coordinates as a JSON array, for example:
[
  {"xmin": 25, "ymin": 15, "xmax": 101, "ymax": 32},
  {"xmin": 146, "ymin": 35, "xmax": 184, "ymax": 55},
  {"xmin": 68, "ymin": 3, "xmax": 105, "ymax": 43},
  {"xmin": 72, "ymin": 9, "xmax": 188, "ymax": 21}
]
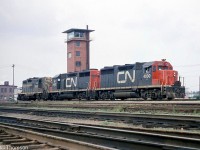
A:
[{"xmin": 0, "ymin": 0, "xmax": 200, "ymax": 91}]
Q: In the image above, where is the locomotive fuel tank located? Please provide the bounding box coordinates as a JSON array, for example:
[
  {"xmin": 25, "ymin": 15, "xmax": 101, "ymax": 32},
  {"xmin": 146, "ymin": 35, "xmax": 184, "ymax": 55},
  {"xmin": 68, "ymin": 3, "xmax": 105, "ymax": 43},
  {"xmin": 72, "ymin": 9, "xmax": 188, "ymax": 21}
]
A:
[{"xmin": 113, "ymin": 92, "xmax": 139, "ymax": 99}]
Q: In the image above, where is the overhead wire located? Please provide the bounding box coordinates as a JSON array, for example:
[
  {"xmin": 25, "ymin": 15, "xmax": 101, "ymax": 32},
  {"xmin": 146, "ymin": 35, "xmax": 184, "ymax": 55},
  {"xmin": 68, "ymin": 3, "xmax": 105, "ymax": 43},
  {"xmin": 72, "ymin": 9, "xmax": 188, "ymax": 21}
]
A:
[{"xmin": 174, "ymin": 64, "xmax": 200, "ymax": 67}]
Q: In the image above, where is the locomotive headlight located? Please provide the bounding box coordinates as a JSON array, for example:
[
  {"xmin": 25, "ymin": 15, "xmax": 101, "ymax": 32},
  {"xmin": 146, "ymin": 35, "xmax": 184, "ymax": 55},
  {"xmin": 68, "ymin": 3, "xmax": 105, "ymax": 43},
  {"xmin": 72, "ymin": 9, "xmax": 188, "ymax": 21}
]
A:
[{"xmin": 174, "ymin": 72, "xmax": 176, "ymax": 77}]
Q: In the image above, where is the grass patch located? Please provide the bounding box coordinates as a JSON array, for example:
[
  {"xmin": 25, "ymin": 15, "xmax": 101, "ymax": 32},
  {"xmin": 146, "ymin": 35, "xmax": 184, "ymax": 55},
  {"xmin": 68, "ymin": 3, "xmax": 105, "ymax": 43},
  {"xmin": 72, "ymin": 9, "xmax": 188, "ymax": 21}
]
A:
[{"xmin": 113, "ymin": 105, "xmax": 127, "ymax": 112}]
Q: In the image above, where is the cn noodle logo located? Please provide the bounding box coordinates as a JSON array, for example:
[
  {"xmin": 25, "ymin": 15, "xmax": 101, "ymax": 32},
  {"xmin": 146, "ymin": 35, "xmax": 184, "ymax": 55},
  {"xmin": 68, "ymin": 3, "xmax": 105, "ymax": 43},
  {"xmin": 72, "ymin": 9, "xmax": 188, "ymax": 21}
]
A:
[
  {"xmin": 66, "ymin": 77, "xmax": 77, "ymax": 87},
  {"xmin": 117, "ymin": 70, "xmax": 135, "ymax": 83}
]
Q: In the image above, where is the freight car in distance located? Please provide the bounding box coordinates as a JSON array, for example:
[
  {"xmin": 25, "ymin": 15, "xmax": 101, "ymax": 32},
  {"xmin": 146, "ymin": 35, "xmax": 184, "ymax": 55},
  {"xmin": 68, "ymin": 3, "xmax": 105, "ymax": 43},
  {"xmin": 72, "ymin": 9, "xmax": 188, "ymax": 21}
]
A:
[{"xmin": 18, "ymin": 59, "xmax": 185, "ymax": 101}]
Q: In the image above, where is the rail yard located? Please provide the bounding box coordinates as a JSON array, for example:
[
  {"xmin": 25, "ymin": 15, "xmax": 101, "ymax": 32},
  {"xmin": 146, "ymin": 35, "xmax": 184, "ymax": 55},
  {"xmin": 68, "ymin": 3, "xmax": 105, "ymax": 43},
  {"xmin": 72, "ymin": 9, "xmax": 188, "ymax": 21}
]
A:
[
  {"xmin": 1, "ymin": 29, "xmax": 198, "ymax": 149},
  {"xmin": 0, "ymin": 13, "xmax": 199, "ymax": 150},
  {"xmin": 1, "ymin": 0, "xmax": 200, "ymax": 149},
  {"xmin": 2, "ymin": 28, "xmax": 193, "ymax": 150}
]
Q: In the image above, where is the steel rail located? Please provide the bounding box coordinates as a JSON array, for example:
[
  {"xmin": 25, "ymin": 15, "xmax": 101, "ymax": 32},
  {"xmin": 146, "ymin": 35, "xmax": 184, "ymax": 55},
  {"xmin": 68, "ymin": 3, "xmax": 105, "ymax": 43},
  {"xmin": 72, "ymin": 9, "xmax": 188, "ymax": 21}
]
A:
[
  {"xmin": 0, "ymin": 106, "xmax": 200, "ymax": 130},
  {"xmin": 1, "ymin": 106, "xmax": 200, "ymax": 120},
  {"xmin": 0, "ymin": 130, "xmax": 64, "ymax": 150},
  {"xmin": 2, "ymin": 100, "xmax": 200, "ymax": 105},
  {"xmin": 1, "ymin": 102, "xmax": 200, "ymax": 113},
  {"xmin": 0, "ymin": 115, "xmax": 199, "ymax": 150},
  {"xmin": 0, "ymin": 120, "xmax": 198, "ymax": 150},
  {"xmin": 2, "ymin": 100, "xmax": 200, "ymax": 114},
  {"xmin": 0, "ymin": 124, "xmax": 113, "ymax": 150},
  {"xmin": 0, "ymin": 115, "xmax": 200, "ymax": 139},
  {"xmin": 3, "ymin": 102, "xmax": 200, "ymax": 107}
]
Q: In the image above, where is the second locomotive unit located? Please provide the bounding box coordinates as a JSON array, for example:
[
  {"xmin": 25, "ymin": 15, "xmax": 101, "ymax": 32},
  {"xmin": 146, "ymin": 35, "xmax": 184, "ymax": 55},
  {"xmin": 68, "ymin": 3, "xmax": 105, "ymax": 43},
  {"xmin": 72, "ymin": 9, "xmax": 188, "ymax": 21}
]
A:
[{"xmin": 18, "ymin": 59, "xmax": 185, "ymax": 100}]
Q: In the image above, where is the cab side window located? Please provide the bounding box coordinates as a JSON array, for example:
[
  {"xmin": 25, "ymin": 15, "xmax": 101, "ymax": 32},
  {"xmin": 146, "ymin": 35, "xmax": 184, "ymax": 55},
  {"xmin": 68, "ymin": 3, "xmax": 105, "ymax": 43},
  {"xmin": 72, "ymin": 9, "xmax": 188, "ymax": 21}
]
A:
[
  {"xmin": 153, "ymin": 66, "xmax": 156, "ymax": 72},
  {"xmin": 144, "ymin": 66, "xmax": 152, "ymax": 73}
]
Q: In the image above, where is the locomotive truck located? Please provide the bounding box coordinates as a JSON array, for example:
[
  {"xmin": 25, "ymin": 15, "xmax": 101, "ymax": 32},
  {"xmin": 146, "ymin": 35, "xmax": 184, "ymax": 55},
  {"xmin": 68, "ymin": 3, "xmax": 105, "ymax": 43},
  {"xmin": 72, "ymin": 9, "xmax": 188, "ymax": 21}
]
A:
[{"xmin": 17, "ymin": 59, "xmax": 185, "ymax": 101}]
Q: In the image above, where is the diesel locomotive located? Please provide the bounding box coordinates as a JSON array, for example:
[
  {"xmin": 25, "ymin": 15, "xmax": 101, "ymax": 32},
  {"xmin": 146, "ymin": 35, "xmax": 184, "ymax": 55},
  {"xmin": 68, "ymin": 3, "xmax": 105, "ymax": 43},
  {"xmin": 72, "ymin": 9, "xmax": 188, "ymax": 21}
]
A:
[{"xmin": 17, "ymin": 59, "xmax": 185, "ymax": 100}]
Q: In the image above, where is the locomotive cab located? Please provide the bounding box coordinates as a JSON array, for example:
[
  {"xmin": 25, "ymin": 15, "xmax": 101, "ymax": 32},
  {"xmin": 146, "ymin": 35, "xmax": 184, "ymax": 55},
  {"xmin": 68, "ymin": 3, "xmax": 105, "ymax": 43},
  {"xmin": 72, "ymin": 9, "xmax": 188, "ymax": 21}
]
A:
[
  {"xmin": 152, "ymin": 60, "xmax": 178, "ymax": 86},
  {"xmin": 140, "ymin": 59, "xmax": 184, "ymax": 100}
]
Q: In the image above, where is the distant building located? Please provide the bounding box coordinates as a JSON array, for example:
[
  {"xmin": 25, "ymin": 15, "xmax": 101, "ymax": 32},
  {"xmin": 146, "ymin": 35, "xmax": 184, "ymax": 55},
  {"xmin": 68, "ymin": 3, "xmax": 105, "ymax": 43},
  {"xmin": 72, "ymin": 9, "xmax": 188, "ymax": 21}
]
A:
[
  {"xmin": 63, "ymin": 26, "xmax": 94, "ymax": 73},
  {"xmin": 186, "ymin": 91, "xmax": 200, "ymax": 99},
  {"xmin": 0, "ymin": 81, "xmax": 17, "ymax": 101}
]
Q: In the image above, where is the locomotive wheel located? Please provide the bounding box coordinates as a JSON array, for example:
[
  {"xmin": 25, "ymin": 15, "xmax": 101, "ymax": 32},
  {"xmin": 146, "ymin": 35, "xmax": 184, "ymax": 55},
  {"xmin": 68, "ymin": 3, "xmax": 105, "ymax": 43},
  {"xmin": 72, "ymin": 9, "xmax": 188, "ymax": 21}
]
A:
[
  {"xmin": 166, "ymin": 92, "xmax": 175, "ymax": 100},
  {"xmin": 78, "ymin": 93, "xmax": 86, "ymax": 100},
  {"xmin": 151, "ymin": 91, "xmax": 158, "ymax": 100},
  {"xmin": 101, "ymin": 93, "xmax": 107, "ymax": 100},
  {"xmin": 141, "ymin": 91, "xmax": 148, "ymax": 100},
  {"xmin": 52, "ymin": 95, "xmax": 57, "ymax": 101},
  {"xmin": 36, "ymin": 95, "xmax": 41, "ymax": 100},
  {"xmin": 77, "ymin": 93, "xmax": 82, "ymax": 100},
  {"xmin": 167, "ymin": 97, "xmax": 173, "ymax": 100},
  {"xmin": 21, "ymin": 95, "xmax": 25, "ymax": 101},
  {"xmin": 23, "ymin": 96, "xmax": 28, "ymax": 101},
  {"xmin": 109, "ymin": 92, "xmax": 115, "ymax": 101},
  {"xmin": 110, "ymin": 97, "xmax": 115, "ymax": 101},
  {"xmin": 82, "ymin": 93, "xmax": 86, "ymax": 99},
  {"xmin": 157, "ymin": 96, "xmax": 163, "ymax": 100},
  {"xmin": 86, "ymin": 97, "xmax": 91, "ymax": 100}
]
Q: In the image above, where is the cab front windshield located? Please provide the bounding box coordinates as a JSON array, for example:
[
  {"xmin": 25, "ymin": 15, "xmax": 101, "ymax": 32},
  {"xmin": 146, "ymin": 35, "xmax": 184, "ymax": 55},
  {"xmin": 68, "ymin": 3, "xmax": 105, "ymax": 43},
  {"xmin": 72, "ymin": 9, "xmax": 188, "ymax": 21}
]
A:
[{"xmin": 158, "ymin": 66, "xmax": 172, "ymax": 70}]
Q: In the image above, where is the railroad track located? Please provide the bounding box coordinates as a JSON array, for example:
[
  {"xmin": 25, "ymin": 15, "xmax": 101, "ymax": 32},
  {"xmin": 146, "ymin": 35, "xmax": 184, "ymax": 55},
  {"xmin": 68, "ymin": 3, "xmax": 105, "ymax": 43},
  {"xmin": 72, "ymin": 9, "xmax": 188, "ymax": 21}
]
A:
[
  {"xmin": 0, "ymin": 130, "xmax": 61, "ymax": 150},
  {"xmin": 0, "ymin": 115, "xmax": 199, "ymax": 150},
  {"xmin": 0, "ymin": 124, "xmax": 110, "ymax": 150},
  {"xmin": 2, "ymin": 101, "xmax": 200, "ymax": 113},
  {"xmin": 0, "ymin": 106, "xmax": 200, "ymax": 130}
]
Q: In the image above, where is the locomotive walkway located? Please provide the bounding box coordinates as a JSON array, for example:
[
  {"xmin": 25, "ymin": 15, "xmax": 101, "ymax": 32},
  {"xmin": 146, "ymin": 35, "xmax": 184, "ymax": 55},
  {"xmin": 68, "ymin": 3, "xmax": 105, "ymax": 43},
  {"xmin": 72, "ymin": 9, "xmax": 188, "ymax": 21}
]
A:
[{"xmin": 0, "ymin": 115, "xmax": 199, "ymax": 150}]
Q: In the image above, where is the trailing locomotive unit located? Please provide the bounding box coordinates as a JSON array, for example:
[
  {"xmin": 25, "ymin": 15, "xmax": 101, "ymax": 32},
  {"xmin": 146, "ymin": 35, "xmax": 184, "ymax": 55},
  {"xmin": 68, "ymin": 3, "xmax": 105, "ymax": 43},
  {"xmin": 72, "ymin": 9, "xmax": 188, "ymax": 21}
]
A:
[
  {"xmin": 98, "ymin": 59, "xmax": 185, "ymax": 100},
  {"xmin": 51, "ymin": 72, "xmax": 79, "ymax": 100},
  {"xmin": 18, "ymin": 77, "xmax": 52, "ymax": 100},
  {"xmin": 50, "ymin": 69, "xmax": 100, "ymax": 100}
]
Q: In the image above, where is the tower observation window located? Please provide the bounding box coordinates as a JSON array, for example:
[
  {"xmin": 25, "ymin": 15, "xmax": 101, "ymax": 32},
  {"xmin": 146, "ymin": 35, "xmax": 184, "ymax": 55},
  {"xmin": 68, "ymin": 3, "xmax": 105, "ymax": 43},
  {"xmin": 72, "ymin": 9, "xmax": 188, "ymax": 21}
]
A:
[
  {"xmin": 76, "ymin": 61, "xmax": 81, "ymax": 67},
  {"xmin": 67, "ymin": 32, "xmax": 74, "ymax": 40},
  {"xmin": 68, "ymin": 31, "xmax": 84, "ymax": 40},
  {"xmin": 68, "ymin": 52, "xmax": 72, "ymax": 58},
  {"xmin": 74, "ymin": 32, "xmax": 84, "ymax": 38},
  {"xmin": 76, "ymin": 51, "xmax": 80, "ymax": 56},
  {"xmin": 75, "ymin": 41, "xmax": 80, "ymax": 46}
]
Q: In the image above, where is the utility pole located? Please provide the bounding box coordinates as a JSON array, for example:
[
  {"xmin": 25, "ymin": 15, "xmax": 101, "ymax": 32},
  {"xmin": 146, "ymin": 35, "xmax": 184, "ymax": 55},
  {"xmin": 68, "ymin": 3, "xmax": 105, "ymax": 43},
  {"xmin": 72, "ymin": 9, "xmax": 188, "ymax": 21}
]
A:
[
  {"xmin": 12, "ymin": 64, "xmax": 15, "ymax": 101},
  {"xmin": 199, "ymin": 76, "xmax": 200, "ymax": 99}
]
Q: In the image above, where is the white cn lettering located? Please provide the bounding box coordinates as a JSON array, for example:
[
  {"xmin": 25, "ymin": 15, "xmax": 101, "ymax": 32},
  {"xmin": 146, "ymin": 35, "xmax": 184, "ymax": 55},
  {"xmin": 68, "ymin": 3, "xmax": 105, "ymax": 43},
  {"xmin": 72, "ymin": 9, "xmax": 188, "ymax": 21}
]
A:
[
  {"xmin": 66, "ymin": 77, "xmax": 77, "ymax": 87},
  {"xmin": 117, "ymin": 70, "xmax": 135, "ymax": 83}
]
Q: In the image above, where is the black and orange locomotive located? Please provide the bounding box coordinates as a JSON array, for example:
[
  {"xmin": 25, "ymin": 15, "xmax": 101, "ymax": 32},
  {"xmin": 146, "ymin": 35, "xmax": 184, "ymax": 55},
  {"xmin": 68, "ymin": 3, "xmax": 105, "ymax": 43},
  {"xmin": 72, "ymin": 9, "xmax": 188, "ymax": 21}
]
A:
[{"xmin": 18, "ymin": 59, "xmax": 185, "ymax": 100}]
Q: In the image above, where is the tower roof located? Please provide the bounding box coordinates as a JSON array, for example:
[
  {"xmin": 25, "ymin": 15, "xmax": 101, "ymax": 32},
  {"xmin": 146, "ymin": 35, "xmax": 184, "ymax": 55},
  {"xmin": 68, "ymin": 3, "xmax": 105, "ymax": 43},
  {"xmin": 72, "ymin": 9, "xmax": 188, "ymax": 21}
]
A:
[{"xmin": 62, "ymin": 28, "xmax": 94, "ymax": 34}]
